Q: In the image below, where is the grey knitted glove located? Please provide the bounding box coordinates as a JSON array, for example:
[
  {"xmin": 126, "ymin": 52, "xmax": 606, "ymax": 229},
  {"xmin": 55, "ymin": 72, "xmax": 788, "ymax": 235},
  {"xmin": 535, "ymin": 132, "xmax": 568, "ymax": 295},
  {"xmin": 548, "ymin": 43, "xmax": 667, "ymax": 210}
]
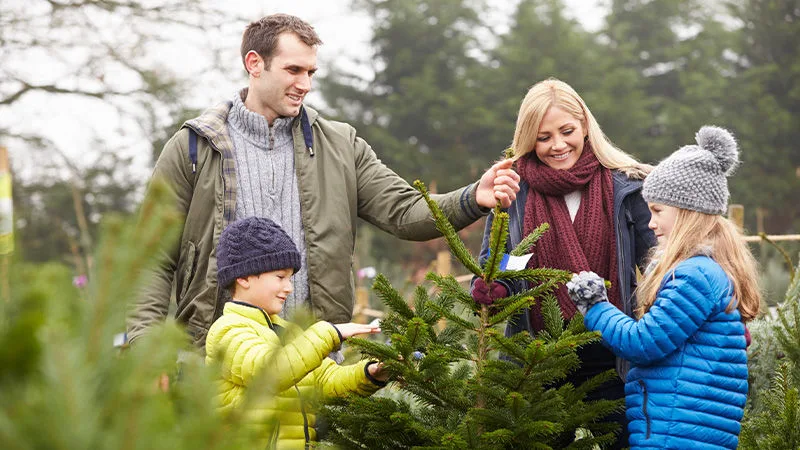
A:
[{"xmin": 566, "ymin": 271, "xmax": 609, "ymax": 315}]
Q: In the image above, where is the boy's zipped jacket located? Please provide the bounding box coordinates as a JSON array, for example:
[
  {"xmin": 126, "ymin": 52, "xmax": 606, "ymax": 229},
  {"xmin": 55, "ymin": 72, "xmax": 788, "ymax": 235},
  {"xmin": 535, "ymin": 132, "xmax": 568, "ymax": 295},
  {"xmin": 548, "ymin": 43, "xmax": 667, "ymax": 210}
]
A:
[
  {"xmin": 205, "ymin": 301, "xmax": 384, "ymax": 449},
  {"xmin": 128, "ymin": 97, "xmax": 488, "ymax": 348}
]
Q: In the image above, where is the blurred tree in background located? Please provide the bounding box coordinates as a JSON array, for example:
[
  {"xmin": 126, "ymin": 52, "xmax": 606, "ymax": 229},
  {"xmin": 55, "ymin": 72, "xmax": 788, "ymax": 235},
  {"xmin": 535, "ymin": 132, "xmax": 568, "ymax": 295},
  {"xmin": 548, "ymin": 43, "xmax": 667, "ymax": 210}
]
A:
[
  {"xmin": 0, "ymin": 0, "xmax": 236, "ymax": 266},
  {"xmin": 0, "ymin": 183, "xmax": 273, "ymax": 449},
  {"xmin": 316, "ymin": 0, "xmax": 798, "ymax": 302},
  {"xmin": 724, "ymin": 0, "xmax": 800, "ymax": 234}
]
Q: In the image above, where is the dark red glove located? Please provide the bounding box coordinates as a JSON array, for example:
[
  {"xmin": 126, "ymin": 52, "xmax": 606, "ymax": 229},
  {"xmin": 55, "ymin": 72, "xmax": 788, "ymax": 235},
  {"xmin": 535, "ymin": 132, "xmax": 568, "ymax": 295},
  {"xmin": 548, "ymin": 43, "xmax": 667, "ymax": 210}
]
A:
[
  {"xmin": 471, "ymin": 278, "xmax": 508, "ymax": 305},
  {"xmin": 745, "ymin": 325, "xmax": 751, "ymax": 348}
]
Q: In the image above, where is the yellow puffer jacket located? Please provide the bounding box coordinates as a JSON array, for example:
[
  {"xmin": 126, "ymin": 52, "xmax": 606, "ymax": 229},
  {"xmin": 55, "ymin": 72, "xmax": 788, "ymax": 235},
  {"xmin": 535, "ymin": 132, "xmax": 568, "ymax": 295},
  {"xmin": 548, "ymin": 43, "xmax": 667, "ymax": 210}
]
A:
[{"xmin": 205, "ymin": 301, "xmax": 383, "ymax": 449}]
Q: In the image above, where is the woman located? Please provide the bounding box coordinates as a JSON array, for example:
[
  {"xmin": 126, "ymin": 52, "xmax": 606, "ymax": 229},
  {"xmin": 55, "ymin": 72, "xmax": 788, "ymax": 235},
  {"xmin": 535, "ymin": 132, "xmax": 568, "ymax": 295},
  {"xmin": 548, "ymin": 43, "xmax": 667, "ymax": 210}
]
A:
[{"xmin": 472, "ymin": 78, "xmax": 656, "ymax": 448}]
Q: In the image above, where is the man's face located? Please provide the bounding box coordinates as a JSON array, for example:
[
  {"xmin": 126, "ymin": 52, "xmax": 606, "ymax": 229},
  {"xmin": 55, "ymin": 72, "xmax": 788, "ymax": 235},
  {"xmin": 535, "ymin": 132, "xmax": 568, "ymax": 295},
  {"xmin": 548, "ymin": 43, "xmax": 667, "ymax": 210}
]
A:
[{"xmin": 249, "ymin": 32, "xmax": 317, "ymax": 123}]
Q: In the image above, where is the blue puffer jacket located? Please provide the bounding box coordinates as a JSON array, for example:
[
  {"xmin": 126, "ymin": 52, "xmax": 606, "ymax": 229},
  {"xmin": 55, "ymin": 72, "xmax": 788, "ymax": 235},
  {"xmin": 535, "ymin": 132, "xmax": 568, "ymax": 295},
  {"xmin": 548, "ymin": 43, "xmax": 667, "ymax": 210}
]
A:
[
  {"xmin": 584, "ymin": 255, "xmax": 748, "ymax": 449},
  {"xmin": 479, "ymin": 170, "xmax": 656, "ymax": 379}
]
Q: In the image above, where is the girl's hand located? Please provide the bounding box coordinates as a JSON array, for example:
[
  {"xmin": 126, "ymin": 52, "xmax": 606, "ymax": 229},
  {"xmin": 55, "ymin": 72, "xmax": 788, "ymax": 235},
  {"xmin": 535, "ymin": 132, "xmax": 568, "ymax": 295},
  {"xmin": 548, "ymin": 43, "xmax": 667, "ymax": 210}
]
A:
[
  {"xmin": 566, "ymin": 271, "xmax": 609, "ymax": 315},
  {"xmin": 333, "ymin": 322, "xmax": 381, "ymax": 339}
]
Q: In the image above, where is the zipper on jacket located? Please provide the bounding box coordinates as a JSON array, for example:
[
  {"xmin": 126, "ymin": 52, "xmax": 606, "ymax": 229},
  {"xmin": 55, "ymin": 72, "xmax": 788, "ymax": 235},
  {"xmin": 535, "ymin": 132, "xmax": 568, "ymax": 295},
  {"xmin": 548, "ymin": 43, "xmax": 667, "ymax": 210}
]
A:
[
  {"xmin": 295, "ymin": 385, "xmax": 311, "ymax": 446},
  {"xmin": 638, "ymin": 379, "xmax": 651, "ymax": 439}
]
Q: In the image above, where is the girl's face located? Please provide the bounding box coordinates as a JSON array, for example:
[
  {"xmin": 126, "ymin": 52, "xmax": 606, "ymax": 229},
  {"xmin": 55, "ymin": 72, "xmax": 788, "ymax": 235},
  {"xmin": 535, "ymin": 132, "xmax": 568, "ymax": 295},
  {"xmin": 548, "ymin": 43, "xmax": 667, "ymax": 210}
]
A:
[
  {"xmin": 534, "ymin": 106, "xmax": 586, "ymax": 170},
  {"xmin": 647, "ymin": 202, "xmax": 679, "ymax": 246}
]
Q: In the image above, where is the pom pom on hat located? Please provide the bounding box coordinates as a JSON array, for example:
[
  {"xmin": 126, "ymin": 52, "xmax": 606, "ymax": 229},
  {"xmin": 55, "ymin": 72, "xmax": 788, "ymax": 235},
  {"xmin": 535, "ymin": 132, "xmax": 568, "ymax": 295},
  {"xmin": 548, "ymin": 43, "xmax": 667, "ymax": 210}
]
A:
[
  {"xmin": 642, "ymin": 125, "xmax": 740, "ymax": 215},
  {"xmin": 695, "ymin": 126, "xmax": 739, "ymax": 175}
]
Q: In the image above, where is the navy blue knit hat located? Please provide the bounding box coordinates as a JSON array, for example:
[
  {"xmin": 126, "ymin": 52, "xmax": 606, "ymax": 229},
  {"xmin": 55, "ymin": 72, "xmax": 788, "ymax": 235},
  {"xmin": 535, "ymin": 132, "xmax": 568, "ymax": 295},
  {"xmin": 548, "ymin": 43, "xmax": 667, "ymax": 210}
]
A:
[{"xmin": 217, "ymin": 217, "xmax": 302, "ymax": 289}]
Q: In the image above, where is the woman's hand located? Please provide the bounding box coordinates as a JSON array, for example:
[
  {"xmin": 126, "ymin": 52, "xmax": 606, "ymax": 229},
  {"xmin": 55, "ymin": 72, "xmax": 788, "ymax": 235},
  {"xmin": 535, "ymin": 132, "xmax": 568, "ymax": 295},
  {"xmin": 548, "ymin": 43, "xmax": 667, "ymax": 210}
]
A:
[{"xmin": 471, "ymin": 278, "xmax": 508, "ymax": 305}]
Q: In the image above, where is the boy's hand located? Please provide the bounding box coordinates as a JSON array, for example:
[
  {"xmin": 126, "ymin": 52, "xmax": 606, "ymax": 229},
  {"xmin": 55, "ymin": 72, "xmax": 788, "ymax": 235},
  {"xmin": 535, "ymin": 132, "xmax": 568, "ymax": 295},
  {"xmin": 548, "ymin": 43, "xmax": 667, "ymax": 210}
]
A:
[
  {"xmin": 333, "ymin": 322, "xmax": 381, "ymax": 339},
  {"xmin": 367, "ymin": 361, "xmax": 389, "ymax": 382}
]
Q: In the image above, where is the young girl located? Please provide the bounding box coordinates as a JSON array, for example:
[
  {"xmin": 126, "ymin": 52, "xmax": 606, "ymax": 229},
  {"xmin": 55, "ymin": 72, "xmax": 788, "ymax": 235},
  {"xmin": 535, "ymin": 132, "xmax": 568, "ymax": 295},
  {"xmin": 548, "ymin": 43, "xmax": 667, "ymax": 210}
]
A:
[{"xmin": 567, "ymin": 125, "xmax": 760, "ymax": 449}]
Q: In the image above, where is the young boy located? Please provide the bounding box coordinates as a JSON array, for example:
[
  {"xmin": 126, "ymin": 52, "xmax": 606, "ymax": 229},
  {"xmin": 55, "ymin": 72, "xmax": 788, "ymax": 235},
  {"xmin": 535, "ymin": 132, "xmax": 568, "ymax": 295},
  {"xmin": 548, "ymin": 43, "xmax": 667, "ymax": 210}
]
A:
[{"xmin": 205, "ymin": 217, "xmax": 387, "ymax": 449}]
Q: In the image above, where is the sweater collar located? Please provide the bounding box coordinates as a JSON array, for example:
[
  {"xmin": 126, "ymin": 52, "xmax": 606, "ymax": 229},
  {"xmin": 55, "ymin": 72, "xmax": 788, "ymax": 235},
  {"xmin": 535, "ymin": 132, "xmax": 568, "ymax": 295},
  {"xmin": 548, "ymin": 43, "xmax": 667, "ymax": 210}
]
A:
[{"xmin": 227, "ymin": 89, "xmax": 293, "ymax": 148}]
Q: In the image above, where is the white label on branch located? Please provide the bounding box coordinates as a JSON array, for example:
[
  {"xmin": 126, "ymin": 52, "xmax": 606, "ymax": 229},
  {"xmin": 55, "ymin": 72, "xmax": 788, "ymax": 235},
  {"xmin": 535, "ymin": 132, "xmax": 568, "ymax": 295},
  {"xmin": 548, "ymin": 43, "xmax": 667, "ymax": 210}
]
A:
[{"xmin": 500, "ymin": 253, "xmax": 534, "ymax": 271}]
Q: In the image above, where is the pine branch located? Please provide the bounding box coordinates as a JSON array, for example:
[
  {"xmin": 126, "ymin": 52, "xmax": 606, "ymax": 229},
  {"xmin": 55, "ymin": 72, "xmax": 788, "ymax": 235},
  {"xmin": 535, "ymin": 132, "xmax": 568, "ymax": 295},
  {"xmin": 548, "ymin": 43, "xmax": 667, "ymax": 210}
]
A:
[
  {"xmin": 540, "ymin": 295, "xmax": 565, "ymax": 340},
  {"xmin": 427, "ymin": 302, "xmax": 476, "ymax": 332},
  {"xmin": 413, "ymin": 180, "xmax": 482, "ymax": 276},
  {"xmin": 406, "ymin": 317, "xmax": 433, "ymax": 352},
  {"xmin": 488, "ymin": 293, "xmax": 537, "ymax": 327},
  {"xmin": 511, "ymin": 222, "xmax": 550, "ymax": 256},
  {"xmin": 495, "ymin": 267, "xmax": 572, "ymax": 284},
  {"xmin": 426, "ymin": 273, "xmax": 475, "ymax": 309},
  {"xmin": 373, "ymin": 274, "xmax": 416, "ymax": 320},
  {"xmin": 346, "ymin": 337, "xmax": 402, "ymax": 363},
  {"xmin": 434, "ymin": 326, "xmax": 467, "ymax": 348},
  {"xmin": 483, "ymin": 209, "xmax": 509, "ymax": 281},
  {"xmin": 412, "ymin": 287, "xmax": 441, "ymax": 326}
]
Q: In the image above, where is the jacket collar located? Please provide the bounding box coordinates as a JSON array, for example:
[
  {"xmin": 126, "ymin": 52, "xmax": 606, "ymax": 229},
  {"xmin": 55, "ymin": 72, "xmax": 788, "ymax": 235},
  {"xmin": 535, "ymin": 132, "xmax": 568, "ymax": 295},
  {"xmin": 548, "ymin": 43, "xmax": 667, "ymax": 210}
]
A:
[
  {"xmin": 225, "ymin": 301, "xmax": 289, "ymax": 330},
  {"xmin": 184, "ymin": 88, "xmax": 319, "ymax": 154}
]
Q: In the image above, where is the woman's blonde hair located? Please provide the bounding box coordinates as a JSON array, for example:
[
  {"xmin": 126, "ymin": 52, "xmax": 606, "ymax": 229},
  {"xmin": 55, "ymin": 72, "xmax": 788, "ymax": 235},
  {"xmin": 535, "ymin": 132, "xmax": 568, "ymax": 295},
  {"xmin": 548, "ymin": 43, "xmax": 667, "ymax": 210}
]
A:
[
  {"xmin": 511, "ymin": 78, "xmax": 651, "ymax": 179},
  {"xmin": 636, "ymin": 208, "xmax": 761, "ymax": 322}
]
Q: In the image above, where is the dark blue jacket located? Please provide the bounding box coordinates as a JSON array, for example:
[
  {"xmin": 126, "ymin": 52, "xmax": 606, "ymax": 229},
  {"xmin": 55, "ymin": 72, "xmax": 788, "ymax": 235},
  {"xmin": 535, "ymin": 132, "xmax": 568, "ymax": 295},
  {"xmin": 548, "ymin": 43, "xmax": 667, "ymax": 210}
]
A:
[
  {"xmin": 478, "ymin": 170, "xmax": 656, "ymax": 378},
  {"xmin": 585, "ymin": 255, "xmax": 748, "ymax": 449}
]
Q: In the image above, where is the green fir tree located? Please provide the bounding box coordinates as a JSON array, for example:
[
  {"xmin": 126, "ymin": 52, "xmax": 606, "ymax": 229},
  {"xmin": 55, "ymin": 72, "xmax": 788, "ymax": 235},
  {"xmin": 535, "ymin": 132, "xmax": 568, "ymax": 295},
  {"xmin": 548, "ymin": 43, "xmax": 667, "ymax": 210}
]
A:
[
  {"xmin": 740, "ymin": 246, "xmax": 800, "ymax": 449},
  {"xmin": 0, "ymin": 181, "xmax": 273, "ymax": 449},
  {"xmin": 320, "ymin": 180, "xmax": 623, "ymax": 449}
]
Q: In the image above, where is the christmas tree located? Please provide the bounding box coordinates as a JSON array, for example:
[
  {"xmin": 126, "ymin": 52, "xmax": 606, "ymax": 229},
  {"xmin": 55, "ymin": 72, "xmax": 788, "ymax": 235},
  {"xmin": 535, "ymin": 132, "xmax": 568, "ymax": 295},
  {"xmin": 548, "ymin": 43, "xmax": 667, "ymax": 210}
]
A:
[{"xmin": 321, "ymin": 181, "xmax": 623, "ymax": 449}]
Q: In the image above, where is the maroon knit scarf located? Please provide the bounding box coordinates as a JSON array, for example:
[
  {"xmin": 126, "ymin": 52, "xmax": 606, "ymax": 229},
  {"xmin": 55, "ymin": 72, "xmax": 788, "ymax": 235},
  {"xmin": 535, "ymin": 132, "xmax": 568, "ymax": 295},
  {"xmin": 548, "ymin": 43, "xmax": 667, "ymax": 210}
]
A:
[{"xmin": 518, "ymin": 143, "xmax": 619, "ymax": 331}]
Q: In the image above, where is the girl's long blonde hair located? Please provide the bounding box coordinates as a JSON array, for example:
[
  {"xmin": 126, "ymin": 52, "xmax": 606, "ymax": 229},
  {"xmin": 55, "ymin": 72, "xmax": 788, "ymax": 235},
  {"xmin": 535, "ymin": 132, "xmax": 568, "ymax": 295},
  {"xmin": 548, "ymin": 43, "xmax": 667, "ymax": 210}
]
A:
[
  {"xmin": 511, "ymin": 78, "xmax": 652, "ymax": 179},
  {"xmin": 636, "ymin": 208, "xmax": 761, "ymax": 322}
]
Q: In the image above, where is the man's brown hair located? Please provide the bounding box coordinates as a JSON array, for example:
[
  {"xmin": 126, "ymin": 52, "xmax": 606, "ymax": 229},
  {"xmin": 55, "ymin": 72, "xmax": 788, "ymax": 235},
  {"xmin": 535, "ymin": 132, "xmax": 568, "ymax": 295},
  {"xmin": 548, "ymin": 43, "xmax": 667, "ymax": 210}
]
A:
[{"xmin": 241, "ymin": 14, "xmax": 323, "ymax": 72}]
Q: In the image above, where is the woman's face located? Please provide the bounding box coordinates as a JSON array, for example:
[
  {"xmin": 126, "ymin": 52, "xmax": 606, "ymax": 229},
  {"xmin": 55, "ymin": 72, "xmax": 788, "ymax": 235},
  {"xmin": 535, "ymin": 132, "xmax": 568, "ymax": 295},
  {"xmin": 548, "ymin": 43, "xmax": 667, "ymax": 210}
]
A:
[{"xmin": 534, "ymin": 106, "xmax": 586, "ymax": 170}]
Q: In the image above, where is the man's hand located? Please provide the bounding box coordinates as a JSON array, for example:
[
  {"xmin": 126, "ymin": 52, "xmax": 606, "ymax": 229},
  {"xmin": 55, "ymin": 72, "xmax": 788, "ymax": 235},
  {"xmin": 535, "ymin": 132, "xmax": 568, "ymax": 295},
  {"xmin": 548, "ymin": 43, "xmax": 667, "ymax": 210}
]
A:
[
  {"xmin": 333, "ymin": 322, "xmax": 381, "ymax": 339},
  {"xmin": 476, "ymin": 159, "xmax": 520, "ymax": 209}
]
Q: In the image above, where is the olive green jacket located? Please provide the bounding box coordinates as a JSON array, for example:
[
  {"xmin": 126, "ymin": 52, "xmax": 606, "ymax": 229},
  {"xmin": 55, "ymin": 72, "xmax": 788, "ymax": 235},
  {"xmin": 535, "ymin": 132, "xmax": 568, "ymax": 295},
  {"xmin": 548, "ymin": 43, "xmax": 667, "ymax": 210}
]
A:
[{"xmin": 128, "ymin": 98, "xmax": 488, "ymax": 348}]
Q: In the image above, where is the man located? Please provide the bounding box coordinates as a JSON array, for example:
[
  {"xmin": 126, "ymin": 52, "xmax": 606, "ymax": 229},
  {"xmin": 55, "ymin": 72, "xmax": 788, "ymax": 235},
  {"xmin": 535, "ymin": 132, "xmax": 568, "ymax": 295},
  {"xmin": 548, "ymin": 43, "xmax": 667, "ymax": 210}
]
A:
[{"xmin": 128, "ymin": 14, "xmax": 519, "ymax": 349}]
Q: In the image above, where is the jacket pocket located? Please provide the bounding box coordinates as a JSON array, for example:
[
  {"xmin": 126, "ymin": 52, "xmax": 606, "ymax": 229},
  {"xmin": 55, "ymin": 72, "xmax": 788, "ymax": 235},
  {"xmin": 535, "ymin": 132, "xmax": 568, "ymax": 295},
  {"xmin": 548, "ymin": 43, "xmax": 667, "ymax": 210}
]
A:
[
  {"xmin": 177, "ymin": 241, "xmax": 197, "ymax": 302},
  {"xmin": 638, "ymin": 379, "xmax": 651, "ymax": 439}
]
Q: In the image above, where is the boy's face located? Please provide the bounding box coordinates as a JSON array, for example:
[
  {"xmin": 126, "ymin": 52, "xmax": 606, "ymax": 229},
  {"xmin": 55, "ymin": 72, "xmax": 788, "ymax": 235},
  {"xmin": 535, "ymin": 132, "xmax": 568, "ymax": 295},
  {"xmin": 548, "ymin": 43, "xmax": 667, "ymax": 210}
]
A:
[{"xmin": 236, "ymin": 268, "xmax": 294, "ymax": 315}]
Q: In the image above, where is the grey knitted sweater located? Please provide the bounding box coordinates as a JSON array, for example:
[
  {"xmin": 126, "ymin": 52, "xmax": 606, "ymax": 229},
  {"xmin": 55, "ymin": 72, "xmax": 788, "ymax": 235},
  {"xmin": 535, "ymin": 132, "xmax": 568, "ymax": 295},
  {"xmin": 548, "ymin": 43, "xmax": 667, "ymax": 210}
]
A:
[{"xmin": 226, "ymin": 92, "xmax": 309, "ymax": 317}]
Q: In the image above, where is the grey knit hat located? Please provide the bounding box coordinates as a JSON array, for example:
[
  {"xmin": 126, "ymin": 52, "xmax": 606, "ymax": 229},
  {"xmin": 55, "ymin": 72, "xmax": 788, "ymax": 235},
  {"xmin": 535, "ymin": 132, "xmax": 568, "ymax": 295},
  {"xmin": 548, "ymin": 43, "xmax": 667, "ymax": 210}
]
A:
[
  {"xmin": 642, "ymin": 126, "xmax": 739, "ymax": 215},
  {"xmin": 217, "ymin": 217, "xmax": 302, "ymax": 289}
]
